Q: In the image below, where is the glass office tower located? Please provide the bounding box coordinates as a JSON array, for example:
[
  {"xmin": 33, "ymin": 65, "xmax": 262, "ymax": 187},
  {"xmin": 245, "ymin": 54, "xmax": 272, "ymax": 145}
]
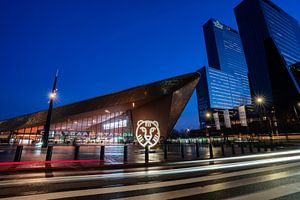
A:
[
  {"xmin": 203, "ymin": 18, "xmax": 251, "ymax": 106},
  {"xmin": 235, "ymin": 0, "xmax": 300, "ymax": 96},
  {"xmin": 197, "ymin": 19, "xmax": 251, "ymax": 128},
  {"xmin": 235, "ymin": 0, "xmax": 300, "ymax": 131}
]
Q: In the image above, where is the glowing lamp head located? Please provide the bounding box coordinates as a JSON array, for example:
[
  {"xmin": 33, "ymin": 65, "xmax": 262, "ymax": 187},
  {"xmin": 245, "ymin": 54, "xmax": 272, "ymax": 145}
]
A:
[
  {"xmin": 255, "ymin": 96, "xmax": 264, "ymax": 104},
  {"xmin": 205, "ymin": 112, "xmax": 211, "ymax": 118},
  {"xmin": 49, "ymin": 92, "xmax": 57, "ymax": 100}
]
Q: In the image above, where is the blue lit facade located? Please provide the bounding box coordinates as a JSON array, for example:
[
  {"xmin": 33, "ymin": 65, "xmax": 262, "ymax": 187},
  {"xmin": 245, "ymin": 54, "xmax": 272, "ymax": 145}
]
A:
[
  {"xmin": 235, "ymin": 0, "xmax": 300, "ymax": 131},
  {"xmin": 235, "ymin": 0, "xmax": 300, "ymax": 98},
  {"xmin": 261, "ymin": 0, "xmax": 300, "ymax": 93},
  {"xmin": 203, "ymin": 19, "xmax": 251, "ymax": 105},
  {"xmin": 197, "ymin": 19, "xmax": 251, "ymax": 128},
  {"xmin": 198, "ymin": 67, "xmax": 247, "ymax": 109}
]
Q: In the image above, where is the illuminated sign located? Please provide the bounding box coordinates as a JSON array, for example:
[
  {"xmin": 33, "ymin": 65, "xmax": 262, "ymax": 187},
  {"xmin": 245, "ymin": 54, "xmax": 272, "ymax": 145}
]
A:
[
  {"xmin": 135, "ymin": 120, "xmax": 160, "ymax": 148},
  {"xmin": 213, "ymin": 20, "xmax": 223, "ymax": 29}
]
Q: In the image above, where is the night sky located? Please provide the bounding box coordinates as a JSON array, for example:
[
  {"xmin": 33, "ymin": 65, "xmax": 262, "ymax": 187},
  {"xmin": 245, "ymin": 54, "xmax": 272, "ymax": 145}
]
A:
[{"xmin": 0, "ymin": 0, "xmax": 299, "ymax": 130}]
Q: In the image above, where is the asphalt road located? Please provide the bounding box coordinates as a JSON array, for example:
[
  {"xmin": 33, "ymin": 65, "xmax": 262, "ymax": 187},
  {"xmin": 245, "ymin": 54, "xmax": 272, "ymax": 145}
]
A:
[{"xmin": 2, "ymin": 150, "xmax": 300, "ymax": 199}]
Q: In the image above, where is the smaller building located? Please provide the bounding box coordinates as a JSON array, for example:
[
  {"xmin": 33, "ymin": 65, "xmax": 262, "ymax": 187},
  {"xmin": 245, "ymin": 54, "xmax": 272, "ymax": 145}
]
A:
[
  {"xmin": 196, "ymin": 66, "xmax": 251, "ymax": 129},
  {"xmin": 0, "ymin": 72, "xmax": 200, "ymax": 146},
  {"xmin": 190, "ymin": 105, "xmax": 275, "ymax": 137}
]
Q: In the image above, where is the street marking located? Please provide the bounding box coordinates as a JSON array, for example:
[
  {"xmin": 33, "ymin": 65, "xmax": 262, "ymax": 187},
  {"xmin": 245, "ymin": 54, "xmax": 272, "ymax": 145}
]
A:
[
  {"xmin": 226, "ymin": 181, "xmax": 300, "ymax": 200},
  {"xmin": 115, "ymin": 170, "xmax": 300, "ymax": 200},
  {"xmin": 2, "ymin": 159, "xmax": 300, "ymax": 199}
]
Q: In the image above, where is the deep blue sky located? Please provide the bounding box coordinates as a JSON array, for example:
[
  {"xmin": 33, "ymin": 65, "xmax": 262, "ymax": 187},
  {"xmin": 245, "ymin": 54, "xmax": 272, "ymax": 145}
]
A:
[{"xmin": 0, "ymin": 0, "xmax": 299, "ymax": 129}]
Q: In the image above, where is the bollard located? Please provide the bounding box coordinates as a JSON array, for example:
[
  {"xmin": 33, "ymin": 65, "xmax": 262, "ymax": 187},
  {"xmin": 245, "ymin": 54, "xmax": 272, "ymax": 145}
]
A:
[
  {"xmin": 241, "ymin": 142, "xmax": 245, "ymax": 154},
  {"xmin": 123, "ymin": 145, "xmax": 128, "ymax": 162},
  {"xmin": 270, "ymin": 140, "xmax": 274, "ymax": 151},
  {"xmin": 181, "ymin": 144, "xmax": 185, "ymax": 159},
  {"xmin": 100, "ymin": 146, "xmax": 105, "ymax": 161},
  {"xmin": 221, "ymin": 143, "xmax": 225, "ymax": 156},
  {"xmin": 231, "ymin": 142, "xmax": 235, "ymax": 155},
  {"xmin": 274, "ymin": 141, "xmax": 278, "ymax": 150},
  {"xmin": 46, "ymin": 145, "xmax": 53, "ymax": 161},
  {"xmin": 249, "ymin": 142, "xmax": 253, "ymax": 153},
  {"xmin": 196, "ymin": 142, "xmax": 200, "ymax": 158},
  {"xmin": 74, "ymin": 145, "xmax": 80, "ymax": 160},
  {"xmin": 164, "ymin": 143, "xmax": 168, "ymax": 160},
  {"xmin": 145, "ymin": 145, "xmax": 149, "ymax": 163},
  {"xmin": 13, "ymin": 145, "xmax": 23, "ymax": 162},
  {"xmin": 264, "ymin": 142, "xmax": 267, "ymax": 152},
  {"xmin": 257, "ymin": 142, "xmax": 261, "ymax": 152},
  {"xmin": 209, "ymin": 143, "xmax": 214, "ymax": 159}
]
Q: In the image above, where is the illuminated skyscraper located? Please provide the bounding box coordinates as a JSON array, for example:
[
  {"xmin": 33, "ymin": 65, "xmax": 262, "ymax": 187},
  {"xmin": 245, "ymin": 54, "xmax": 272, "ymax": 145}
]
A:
[{"xmin": 197, "ymin": 19, "xmax": 251, "ymax": 128}]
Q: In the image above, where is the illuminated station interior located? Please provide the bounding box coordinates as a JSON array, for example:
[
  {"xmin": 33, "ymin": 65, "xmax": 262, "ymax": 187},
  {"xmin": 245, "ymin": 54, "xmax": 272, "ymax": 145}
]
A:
[{"xmin": 8, "ymin": 111, "xmax": 133, "ymax": 145}]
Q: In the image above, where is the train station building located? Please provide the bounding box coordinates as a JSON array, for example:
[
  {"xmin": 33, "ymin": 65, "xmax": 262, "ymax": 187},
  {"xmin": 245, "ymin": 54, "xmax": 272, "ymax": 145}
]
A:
[{"xmin": 0, "ymin": 72, "xmax": 200, "ymax": 145}]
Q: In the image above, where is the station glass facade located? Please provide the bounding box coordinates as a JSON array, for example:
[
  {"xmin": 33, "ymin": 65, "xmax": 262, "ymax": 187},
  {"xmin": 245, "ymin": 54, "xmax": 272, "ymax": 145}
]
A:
[{"xmin": 7, "ymin": 111, "xmax": 133, "ymax": 145}]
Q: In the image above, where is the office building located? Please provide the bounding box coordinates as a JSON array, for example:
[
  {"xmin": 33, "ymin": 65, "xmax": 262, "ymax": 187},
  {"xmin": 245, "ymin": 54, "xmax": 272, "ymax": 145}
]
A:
[
  {"xmin": 197, "ymin": 19, "xmax": 251, "ymax": 128},
  {"xmin": 235, "ymin": 0, "xmax": 300, "ymax": 131}
]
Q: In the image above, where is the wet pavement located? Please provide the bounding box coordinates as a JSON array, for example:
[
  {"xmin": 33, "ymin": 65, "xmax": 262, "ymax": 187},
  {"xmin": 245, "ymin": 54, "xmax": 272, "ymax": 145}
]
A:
[
  {"xmin": 0, "ymin": 140, "xmax": 293, "ymax": 172},
  {"xmin": 0, "ymin": 142, "xmax": 281, "ymax": 164},
  {"xmin": 1, "ymin": 149, "xmax": 300, "ymax": 199}
]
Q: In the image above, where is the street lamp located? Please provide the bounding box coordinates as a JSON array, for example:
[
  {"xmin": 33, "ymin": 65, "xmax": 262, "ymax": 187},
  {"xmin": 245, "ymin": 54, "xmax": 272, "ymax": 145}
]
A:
[
  {"xmin": 254, "ymin": 95, "xmax": 267, "ymax": 140},
  {"xmin": 254, "ymin": 95, "xmax": 276, "ymax": 143},
  {"xmin": 205, "ymin": 112, "xmax": 212, "ymax": 119},
  {"xmin": 49, "ymin": 91, "xmax": 57, "ymax": 100},
  {"xmin": 205, "ymin": 112, "xmax": 212, "ymax": 143},
  {"xmin": 255, "ymin": 96, "xmax": 265, "ymax": 105},
  {"xmin": 42, "ymin": 71, "xmax": 58, "ymax": 148}
]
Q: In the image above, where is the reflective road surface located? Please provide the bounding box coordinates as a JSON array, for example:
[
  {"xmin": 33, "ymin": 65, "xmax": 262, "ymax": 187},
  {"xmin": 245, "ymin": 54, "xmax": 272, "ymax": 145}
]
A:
[{"xmin": 2, "ymin": 150, "xmax": 300, "ymax": 199}]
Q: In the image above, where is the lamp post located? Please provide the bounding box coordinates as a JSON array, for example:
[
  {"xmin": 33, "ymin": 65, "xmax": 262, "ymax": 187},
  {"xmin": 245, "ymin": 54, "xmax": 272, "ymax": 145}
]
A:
[
  {"xmin": 42, "ymin": 71, "xmax": 58, "ymax": 148},
  {"xmin": 254, "ymin": 96, "xmax": 266, "ymax": 140},
  {"xmin": 205, "ymin": 112, "xmax": 212, "ymax": 143},
  {"xmin": 255, "ymin": 96, "xmax": 274, "ymax": 143}
]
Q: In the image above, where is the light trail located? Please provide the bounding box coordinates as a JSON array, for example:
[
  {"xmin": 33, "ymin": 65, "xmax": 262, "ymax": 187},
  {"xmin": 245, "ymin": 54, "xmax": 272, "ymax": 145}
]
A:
[
  {"xmin": 0, "ymin": 159, "xmax": 104, "ymax": 166},
  {"xmin": 2, "ymin": 158, "xmax": 300, "ymax": 200},
  {"xmin": 1, "ymin": 150, "xmax": 300, "ymax": 187},
  {"xmin": 170, "ymin": 149, "xmax": 300, "ymax": 165}
]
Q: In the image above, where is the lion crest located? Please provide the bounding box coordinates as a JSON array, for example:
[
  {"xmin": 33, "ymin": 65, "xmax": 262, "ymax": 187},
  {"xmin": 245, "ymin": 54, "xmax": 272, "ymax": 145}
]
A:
[{"xmin": 135, "ymin": 120, "xmax": 160, "ymax": 148}]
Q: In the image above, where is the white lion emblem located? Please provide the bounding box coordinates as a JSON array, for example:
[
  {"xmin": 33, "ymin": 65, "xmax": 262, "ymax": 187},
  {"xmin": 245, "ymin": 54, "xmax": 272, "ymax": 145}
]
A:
[{"xmin": 135, "ymin": 120, "xmax": 160, "ymax": 148}]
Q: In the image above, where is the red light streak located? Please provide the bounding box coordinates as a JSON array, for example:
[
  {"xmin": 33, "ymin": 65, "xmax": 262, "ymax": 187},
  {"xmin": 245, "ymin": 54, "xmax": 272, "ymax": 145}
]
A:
[{"xmin": 0, "ymin": 159, "xmax": 105, "ymax": 166}]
